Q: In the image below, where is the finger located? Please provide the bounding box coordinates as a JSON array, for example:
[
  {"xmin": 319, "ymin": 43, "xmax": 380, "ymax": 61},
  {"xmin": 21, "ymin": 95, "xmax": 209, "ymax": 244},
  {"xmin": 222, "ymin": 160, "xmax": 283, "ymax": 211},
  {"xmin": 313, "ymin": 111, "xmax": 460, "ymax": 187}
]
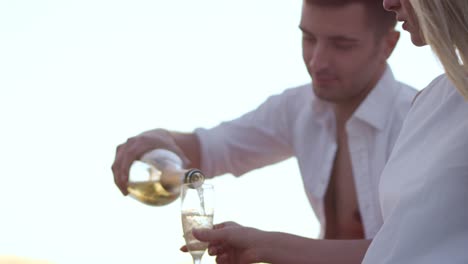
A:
[
  {"xmin": 180, "ymin": 245, "xmax": 188, "ymax": 252},
  {"xmin": 193, "ymin": 228, "xmax": 226, "ymax": 242},
  {"xmin": 214, "ymin": 223, "xmax": 227, "ymax": 230},
  {"xmin": 112, "ymin": 144, "xmax": 130, "ymax": 195},
  {"xmin": 213, "ymin": 221, "xmax": 239, "ymax": 230},
  {"xmin": 215, "ymin": 253, "xmax": 229, "ymax": 264},
  {"xmin": 213, "ymin": 221, "xmax": 241, "ymax": 231},
  {"xmin": 118, "ymin": 154, "xmax": 135, "ymax": 190},
  {"xmin": 208, "ymin": 244, "xmax": 225, "ymax": 256},
  {"xmin": 215, "ymin": 252, "xmax": 235, "ymax": 264},
  {"xmin": 113, "ymin": 137, "xmax": 145, "ymax": 195},
  {"xmin": 208, "ymin": 246, "xmax": 217, "ymax": 256}
]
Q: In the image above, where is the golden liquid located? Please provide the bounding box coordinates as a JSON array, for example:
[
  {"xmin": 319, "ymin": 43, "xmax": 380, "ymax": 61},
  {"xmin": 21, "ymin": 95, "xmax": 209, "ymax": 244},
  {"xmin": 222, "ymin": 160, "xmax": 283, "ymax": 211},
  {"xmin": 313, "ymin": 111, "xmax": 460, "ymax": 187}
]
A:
[
  {"xmin": 182, "ymin": 212, "xmax": 214, "ymax": 257},
  {"xmin": 127, "ymin": 181, "xmax": 179, "ymax": 206}
]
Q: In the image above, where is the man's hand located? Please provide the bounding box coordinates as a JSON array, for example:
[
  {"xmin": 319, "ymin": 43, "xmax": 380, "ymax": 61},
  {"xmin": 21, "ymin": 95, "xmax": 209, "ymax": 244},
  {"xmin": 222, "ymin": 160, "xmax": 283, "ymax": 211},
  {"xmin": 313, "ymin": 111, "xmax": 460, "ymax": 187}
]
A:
[{"xmin": 111, "ymin": 129, "xmax": 189, "ymax": 195}]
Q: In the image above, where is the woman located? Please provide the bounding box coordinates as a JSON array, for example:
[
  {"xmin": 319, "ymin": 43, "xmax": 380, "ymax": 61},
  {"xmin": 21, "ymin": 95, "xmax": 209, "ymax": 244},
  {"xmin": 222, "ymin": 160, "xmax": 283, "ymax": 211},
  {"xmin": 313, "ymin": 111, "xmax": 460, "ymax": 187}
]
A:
[
  {"xmin": 362, "ymin": 0, "xmax": 468, "ymax": 262},
  {"xmin": 189, "ymin": 0, "xmax": 468, "ymax": 263}
]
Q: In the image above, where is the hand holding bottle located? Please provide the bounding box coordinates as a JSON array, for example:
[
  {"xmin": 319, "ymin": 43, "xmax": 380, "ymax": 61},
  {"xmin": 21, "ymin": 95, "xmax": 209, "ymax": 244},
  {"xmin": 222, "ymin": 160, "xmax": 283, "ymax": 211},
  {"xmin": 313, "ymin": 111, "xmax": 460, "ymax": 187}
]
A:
[
  {"xmin": 111, "ymin": 129, "xmax": 190, "ymax": 195},
  {"xmin": 126, "ymin": 149, "xmax": 205, "ymax": 206}
]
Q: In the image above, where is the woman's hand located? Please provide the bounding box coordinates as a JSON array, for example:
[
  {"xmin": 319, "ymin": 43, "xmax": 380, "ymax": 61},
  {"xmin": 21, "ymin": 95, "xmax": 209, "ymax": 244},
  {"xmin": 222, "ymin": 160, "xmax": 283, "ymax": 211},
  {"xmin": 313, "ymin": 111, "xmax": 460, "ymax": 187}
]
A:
[{"xmin": 181, "ymin": 221, "xmax": 269, "ymax": 264}]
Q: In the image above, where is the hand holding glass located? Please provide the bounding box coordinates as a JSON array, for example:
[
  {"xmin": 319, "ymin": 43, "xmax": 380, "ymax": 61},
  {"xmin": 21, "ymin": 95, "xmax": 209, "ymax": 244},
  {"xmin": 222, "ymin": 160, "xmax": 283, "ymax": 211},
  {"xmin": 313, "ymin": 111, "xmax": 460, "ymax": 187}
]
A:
[{"xmin": 181, "ymin": 183, "xmax": 214, "ymax": 264}]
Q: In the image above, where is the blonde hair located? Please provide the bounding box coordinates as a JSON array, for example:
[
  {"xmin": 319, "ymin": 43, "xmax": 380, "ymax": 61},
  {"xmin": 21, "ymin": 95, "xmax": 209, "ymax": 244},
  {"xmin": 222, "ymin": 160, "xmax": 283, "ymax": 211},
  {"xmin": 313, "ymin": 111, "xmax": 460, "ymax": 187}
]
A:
[{"xmin": 411, "ymin": 0, "xmax": 468, "ymax": 100}]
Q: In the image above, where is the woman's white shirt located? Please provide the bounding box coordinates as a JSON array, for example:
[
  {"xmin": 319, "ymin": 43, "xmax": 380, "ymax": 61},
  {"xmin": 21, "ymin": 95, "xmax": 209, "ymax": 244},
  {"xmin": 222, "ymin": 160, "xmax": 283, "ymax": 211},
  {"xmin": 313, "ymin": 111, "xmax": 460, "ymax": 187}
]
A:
[{"xmin": 363, "ymin": 74, "xmax": 468, "ymax": 263}]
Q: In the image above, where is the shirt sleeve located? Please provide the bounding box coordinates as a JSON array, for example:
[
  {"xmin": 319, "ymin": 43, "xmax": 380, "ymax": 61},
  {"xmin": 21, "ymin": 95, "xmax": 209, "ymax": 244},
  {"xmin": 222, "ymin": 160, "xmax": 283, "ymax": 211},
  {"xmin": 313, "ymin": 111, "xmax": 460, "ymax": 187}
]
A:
[{"xmin": 194, "ymin": 86, "xmax": 307, "ymax": 177}]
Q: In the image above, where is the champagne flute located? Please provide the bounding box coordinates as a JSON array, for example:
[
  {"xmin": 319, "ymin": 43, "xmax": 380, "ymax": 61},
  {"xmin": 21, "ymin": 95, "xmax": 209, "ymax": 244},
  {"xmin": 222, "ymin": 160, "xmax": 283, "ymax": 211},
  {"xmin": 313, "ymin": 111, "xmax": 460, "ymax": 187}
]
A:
[{"xmin": 181, "ymin": 183, "xmax": 214, "ymax": 264}]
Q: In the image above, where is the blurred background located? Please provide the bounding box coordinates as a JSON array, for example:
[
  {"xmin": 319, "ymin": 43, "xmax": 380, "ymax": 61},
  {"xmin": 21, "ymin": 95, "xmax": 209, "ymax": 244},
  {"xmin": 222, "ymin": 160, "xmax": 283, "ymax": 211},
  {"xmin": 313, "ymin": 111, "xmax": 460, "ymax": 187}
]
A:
[{"xmin": 0, "ymin": 0, "xmax": 443, "ymax": 263}]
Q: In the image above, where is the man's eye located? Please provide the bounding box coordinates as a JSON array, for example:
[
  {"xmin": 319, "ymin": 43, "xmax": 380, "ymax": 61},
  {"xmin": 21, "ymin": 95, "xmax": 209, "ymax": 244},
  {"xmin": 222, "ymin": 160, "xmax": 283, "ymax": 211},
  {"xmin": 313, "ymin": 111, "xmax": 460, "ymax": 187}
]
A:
[{"xmin": 334, "ymin": 43, "xmax": 355, "ymax": 50}]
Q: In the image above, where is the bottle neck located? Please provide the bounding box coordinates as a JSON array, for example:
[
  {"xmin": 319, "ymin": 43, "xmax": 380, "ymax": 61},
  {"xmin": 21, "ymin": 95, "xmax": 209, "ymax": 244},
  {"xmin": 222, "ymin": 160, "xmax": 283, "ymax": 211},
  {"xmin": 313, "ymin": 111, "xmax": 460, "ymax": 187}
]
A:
[
  {"xmin": 158, "ymin": 167, "xmax": 188, "ymax": 191},
  {"xmin": 184, "ymin": 169, "xmax": 205, "ymax": 188}
]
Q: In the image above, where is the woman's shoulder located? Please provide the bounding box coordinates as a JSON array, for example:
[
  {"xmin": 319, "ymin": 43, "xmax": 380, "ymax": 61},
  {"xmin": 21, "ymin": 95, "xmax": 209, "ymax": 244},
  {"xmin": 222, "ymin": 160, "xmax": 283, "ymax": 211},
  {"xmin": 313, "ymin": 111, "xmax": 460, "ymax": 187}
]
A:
[{"xmin": 411, "ymin": 74, "xmax": 454, "ymax": 104}]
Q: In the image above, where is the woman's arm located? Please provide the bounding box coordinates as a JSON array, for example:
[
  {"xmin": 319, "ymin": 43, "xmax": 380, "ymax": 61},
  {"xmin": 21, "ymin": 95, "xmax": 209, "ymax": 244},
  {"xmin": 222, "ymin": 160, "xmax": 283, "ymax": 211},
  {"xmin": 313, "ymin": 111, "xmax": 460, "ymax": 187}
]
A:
[
  {"xmin": 258, "ymin": 231, "xmax": 370, "ymax": 264},
  {"xmin": 192, "ymin": 221, "xmax": 371, "ymax": 264}
]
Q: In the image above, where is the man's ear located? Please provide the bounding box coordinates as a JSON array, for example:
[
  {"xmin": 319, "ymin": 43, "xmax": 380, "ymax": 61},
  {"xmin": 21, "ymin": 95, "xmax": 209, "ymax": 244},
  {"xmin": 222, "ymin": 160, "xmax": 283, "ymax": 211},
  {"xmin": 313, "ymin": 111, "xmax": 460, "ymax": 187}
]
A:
[{"xmin": 383, "ymin": 30, "xmax": 400, "ymax": 59}]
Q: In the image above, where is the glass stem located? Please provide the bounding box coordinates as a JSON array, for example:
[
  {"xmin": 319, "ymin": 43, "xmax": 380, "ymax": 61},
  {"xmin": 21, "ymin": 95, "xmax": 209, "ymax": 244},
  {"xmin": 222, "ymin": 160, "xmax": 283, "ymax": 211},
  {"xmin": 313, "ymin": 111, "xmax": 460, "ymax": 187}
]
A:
[{"xmin": 192, "ymin": 257, "xmax": 202, "ymax": 264}]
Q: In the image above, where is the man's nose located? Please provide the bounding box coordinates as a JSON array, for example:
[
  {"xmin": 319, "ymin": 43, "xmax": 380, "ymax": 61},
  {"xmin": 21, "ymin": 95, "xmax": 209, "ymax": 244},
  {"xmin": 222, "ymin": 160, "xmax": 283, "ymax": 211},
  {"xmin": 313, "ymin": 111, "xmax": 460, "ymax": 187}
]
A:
[{"xmin": 308, "ymin": 44, "xmax": 330, "ymax": 72}]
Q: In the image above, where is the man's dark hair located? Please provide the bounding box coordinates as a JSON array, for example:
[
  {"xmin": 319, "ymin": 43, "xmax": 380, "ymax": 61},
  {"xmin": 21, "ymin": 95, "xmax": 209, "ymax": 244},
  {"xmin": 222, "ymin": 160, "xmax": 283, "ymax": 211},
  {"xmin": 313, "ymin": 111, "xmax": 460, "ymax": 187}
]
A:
[{"xmin": 305, "ymin": 0, "xmax": 397, "ymax": 39}]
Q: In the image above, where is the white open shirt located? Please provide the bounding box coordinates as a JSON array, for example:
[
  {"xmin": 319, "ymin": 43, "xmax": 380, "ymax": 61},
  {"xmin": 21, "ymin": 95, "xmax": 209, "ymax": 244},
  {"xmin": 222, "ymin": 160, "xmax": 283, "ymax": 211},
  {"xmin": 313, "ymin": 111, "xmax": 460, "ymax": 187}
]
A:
[
  {"xmin": 195, "ymin": 67, "xmax": 416, "ymax": 238},
  {"xmin": 363, "ymin": 74, "xmax": 468, "ymax": 263}
]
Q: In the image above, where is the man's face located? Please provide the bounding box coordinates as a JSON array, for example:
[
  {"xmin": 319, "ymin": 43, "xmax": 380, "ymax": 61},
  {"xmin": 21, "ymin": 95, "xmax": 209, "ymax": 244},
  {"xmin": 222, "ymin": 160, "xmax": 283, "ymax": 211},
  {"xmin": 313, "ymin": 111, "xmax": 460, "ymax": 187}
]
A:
[
  {"xmin": 383, "ymin": 0, "xmax": 425, "ymax": 46},
  {"xmin": 300, "ymin": 3, "xmax": 389, "ymax": 103}
]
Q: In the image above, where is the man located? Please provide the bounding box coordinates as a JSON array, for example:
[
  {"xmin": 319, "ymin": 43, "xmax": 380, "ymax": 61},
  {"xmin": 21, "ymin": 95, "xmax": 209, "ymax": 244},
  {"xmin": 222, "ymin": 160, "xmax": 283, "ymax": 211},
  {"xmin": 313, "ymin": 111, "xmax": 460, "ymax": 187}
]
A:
[{"xmin": 112, "ymin": 0, "xmax": 416, "ymax": 241}]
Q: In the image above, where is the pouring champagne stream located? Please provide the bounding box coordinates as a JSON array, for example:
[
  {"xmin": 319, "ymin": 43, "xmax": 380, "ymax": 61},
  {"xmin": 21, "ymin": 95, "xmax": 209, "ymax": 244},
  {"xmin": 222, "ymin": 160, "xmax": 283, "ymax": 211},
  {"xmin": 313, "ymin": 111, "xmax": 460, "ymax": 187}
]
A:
[{"xmin": 126, "ymin": 149, "xmax": 214, "ymax": 263}]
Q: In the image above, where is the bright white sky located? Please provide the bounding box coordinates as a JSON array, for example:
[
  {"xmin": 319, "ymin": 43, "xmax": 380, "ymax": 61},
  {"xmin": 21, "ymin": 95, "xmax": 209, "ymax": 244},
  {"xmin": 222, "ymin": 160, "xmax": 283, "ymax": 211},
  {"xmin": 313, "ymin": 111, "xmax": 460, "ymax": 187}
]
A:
[{"xmin": 0, "ymin": 0, "xmax": 443, "ymax": 263}]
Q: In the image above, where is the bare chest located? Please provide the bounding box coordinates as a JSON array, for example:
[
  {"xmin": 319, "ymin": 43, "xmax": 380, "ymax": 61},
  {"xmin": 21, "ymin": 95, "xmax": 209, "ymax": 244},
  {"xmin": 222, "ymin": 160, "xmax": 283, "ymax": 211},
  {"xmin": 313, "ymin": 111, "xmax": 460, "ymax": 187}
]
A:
[{"xmin": 324, "ymin": 130, "xmax": 364, "ymax": 239}]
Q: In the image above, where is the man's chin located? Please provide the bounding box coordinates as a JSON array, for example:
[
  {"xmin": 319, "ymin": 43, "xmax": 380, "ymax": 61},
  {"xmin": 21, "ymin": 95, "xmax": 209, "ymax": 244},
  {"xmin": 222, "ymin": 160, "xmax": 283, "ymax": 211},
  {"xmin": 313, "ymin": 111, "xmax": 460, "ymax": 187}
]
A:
[
  {"xmin": 315, "ymin": 94, "xmax": 339, "ymax": 102},
  {"xmin": 313, "ymin": 86, "xmax": 340, "ymax": 102}
]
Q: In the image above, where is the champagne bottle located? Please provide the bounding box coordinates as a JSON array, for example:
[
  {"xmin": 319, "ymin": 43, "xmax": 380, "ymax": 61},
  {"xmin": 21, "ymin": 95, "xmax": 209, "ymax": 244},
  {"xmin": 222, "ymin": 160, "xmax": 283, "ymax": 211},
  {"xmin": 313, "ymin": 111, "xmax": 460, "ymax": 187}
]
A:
[{"xmin": 127, "ymin": 149, "xmax": 205, "ymax": 206}]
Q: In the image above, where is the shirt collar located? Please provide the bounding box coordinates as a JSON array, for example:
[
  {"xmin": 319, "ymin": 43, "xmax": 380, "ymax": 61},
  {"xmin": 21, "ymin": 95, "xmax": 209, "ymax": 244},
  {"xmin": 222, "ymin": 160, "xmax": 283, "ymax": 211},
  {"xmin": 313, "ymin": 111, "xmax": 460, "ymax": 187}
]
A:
[
  {"xmin": 310, "ymin": 65, "xmax": 400, "ymax": 130},
  {"xmin": 310, "ymin": 87, "xmax": 331, "ymax": 117},
  {"xmin": 352, "ymin": 65, "xmax": 398, "ymax": 131}
]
